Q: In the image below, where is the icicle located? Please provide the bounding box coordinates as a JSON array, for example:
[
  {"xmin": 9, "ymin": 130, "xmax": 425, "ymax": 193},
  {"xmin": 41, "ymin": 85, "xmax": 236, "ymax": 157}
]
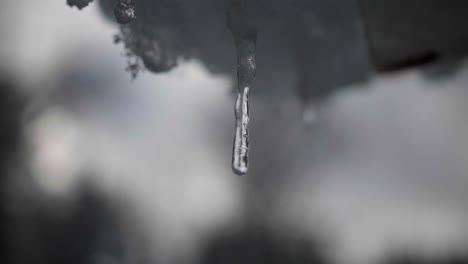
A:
[
  {"xmin": 114, "ymin": 0, "xmax": 136, "ymax": 24},
  {"xmin": 232, "ymin": 85, "xmax": 250, "ymax": 175},
  {"xmin": 67, "ymin": 0, "xmax": 93, "ymax": 10},
  {"xmin": 228, "ymin": 0, "xmax": 257, "ymax": 175}
]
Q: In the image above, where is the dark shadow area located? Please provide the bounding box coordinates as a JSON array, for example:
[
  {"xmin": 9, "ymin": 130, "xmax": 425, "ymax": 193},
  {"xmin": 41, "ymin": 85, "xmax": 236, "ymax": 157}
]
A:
[
  {"xmin": 0, "ymin": 76, "xmax": 25, "ymax": 264},
  {"xmin": 360, "ymin": 0, "xmax": 468, "ymax": 75},
  {"xmin": 383, "ymin": 253, "xmax": 468, "ymax": 264},
  {"xmin": 5, "ymin": 180, "xmax": 128, "ymax": 264},
  {"xmin": 201, "ymin": 226, "xmax": 329, "ymax": 264}
]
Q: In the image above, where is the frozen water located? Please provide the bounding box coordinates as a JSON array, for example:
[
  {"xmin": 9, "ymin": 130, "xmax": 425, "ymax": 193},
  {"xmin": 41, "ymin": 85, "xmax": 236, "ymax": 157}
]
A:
[
  {"xmin": 232, "ymin": 86, "xmax": 250, "ymax": 175},
  {"xmin": 228, "ymin": 1, "xmax": 257, "ymax": 175},
  {"xmin": 67, "ymin": 0, "xmax": 93, "ymax": 10},
  {"xmin": 114, "ymin": 0, "xmax": 136, "ymax": 24}
]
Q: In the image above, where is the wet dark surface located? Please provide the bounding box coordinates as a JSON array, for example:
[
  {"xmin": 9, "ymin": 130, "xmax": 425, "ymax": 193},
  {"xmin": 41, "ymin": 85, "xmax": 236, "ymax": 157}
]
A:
[
  {"xmin": 361, "ymin": 0, "xmax": 468, "ymax": 73},
  {"xmin": 97, "ymin": 0, "xmax": 371, "ymax": 100}
]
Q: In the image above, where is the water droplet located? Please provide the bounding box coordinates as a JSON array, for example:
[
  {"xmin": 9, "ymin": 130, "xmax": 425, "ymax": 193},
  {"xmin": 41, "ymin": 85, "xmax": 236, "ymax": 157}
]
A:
[
  {"xmin": 114, "ymin": 0, "xmax": 136, "ymax": 24},
  {"xmin": 140, "ymin": 42, "xmax": 177, "ymax": 73},
  {"xmin": 302, "ymin": 100, "xmax": 320, "ymax": 126}
]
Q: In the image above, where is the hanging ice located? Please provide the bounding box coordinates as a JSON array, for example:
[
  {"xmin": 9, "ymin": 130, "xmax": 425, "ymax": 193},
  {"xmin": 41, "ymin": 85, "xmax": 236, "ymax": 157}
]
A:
[
  {"xmin": 228, "ymin": 0, "xmax": 257, "ymax": 175},
  {"xmin": 114, "ymin": 0, "xmax": 136, "ymax": 24},
  {"xmin": 232, "ymin": 86, "xmax": 250, "ymax": 175},
  {"xmin": 67, "ymin": 0, "xmax": 93, "ymax": 10}
]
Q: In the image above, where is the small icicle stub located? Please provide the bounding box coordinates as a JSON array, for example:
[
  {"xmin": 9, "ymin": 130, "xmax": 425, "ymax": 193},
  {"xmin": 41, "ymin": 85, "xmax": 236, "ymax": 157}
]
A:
[
  {"xmin": 114, "ymin": 0, "xmax": 136, "ymax": 24},
  {"xmin": 227, "ymin": 0, "xmax": 258, "ymax": 175},
  {"xmin": 67, "ymin": 0, "xmax": 93, "ymax": 10},
  {"xmin": 113, "ymin": 25, "xmax": 178, "ymax": 78}
]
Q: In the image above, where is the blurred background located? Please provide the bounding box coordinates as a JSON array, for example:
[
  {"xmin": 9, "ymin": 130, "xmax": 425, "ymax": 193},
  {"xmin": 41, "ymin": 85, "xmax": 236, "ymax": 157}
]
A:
[{"xmin": 1, "ymin": 1, "xmax": 468, "ymax": 264}]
